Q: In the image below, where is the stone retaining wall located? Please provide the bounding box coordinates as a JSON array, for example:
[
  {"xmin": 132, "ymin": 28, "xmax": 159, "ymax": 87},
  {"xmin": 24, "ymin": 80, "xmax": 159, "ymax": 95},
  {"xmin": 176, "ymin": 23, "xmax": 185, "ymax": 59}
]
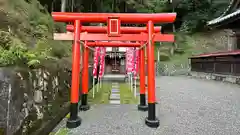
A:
[
  {"xmin": 189, "ymin": 71, "xmax": 240, "ymax": 84},
  {"xmin": 0, "ymin": 59, "xmax": 94, "ymax": 135}
]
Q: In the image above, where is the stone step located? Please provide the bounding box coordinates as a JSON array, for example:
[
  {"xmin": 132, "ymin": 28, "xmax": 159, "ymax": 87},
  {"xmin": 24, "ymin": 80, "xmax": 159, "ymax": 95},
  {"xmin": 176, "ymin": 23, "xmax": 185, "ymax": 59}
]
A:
[
  {"xmin": 109, "ymin": 94, "xmax": 120, "ymax": 100},
  {"xmin": 111, "ymin": 91, "xmax": 120, "ymax": 94},
  {"xmin": 109, "ymin": 100, "xmax": 121, "ymax": 104},
  {"xmin": 112, "ymin": 86, "xmax": 119, "ymax": 89},
  {"xmin": 102, "ymin": 74, "xmax": 126, "ymax": 81},
  {"xmin": 111, "ymin": 89, "xmax": 120, "ymax": 93}
]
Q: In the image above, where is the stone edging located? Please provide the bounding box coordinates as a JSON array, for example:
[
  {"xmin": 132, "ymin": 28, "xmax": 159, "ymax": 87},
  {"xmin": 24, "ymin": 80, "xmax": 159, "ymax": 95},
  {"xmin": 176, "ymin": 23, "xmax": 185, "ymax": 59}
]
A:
[
  {"xmin": 189, "ymin": 71, "xmax": 240, "ymax": 84},
  {"xmin": 31, "ymin": 102, "xmax": 70, "ymax": 135}
]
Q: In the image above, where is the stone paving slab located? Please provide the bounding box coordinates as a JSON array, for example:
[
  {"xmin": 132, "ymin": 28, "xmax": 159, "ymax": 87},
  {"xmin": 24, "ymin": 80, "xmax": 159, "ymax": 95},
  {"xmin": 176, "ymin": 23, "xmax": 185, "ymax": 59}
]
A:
[
  {"xmin": 109, "ymin": 100, "xmax": 121, "ymax": 104},
  {"xmin": 111, "ymin": 89, "xmax": 120, "ymax": 93},
  {"xmin": 111, "ymin": 88, "xmax": 119, "ymax": 91},
  {"xmin": 112, "ymin": 85, "xmax": 119, "ymax": 88},
  {"xmin": 109, "ymin": 94, "xmax": 120, "ymax": 100},
  {"xmin": 112, "ymin": 86, "xmax": 119, "ymax": 89},
  {"xmin": 110, "ymin": 93, "xmax": 120, "ymax": 97},
  {"xmin": 111, "ymin": 91, "xmax": 120, "ymax": 94}
]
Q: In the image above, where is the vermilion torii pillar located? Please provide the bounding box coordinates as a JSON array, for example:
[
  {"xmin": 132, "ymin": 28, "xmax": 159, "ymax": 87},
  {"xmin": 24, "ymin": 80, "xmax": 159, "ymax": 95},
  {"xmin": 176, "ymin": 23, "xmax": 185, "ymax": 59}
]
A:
[
  {"xmin": 80, "ymin": 41, "xmax": 90, "ymax": 111},
  {"xmin": 68, "ymin": 20, "xmax": 82, "ymax": 128},
  {"xmin": 52, "ymin": 12, "xmax": 176, "ymax": 129},
  {"xmin": 138, "ymin": 41, "xmax": 148, "ymax": 111},
  {"xmin": 146, "ymin": 20, "xmax": 158, "ymax": 127}
]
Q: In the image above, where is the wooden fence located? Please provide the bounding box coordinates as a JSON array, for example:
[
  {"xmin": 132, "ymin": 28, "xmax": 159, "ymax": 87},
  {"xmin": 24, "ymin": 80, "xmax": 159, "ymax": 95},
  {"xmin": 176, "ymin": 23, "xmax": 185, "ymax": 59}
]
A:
[{"xmin": 190, "ymin": 50, "xmax": 240, "ymax": 76}]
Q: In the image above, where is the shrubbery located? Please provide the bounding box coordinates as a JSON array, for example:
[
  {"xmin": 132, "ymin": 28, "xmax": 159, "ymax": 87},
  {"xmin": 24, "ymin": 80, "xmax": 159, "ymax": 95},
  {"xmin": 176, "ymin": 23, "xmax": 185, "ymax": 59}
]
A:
[{"xmin": 0, "ymin": 0, "xmax": 70, "ymax": 68}]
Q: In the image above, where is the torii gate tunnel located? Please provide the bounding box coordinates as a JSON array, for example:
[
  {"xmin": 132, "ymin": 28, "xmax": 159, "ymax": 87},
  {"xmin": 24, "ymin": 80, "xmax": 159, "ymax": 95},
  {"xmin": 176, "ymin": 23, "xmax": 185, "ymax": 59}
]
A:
[{"xmin": 52, "ymin": 12, "xmax": 176, "ymax": 129}]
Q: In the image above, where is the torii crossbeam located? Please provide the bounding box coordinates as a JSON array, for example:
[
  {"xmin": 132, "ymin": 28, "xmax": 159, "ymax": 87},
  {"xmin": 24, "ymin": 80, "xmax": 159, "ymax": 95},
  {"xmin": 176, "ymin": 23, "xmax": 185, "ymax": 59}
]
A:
[
  {"xmin": 66, "ymin": 25, "xmax": 161, "ymax": 33},
  {"xmin": 52, "ymin": 11, "xmax": 176, "ymax": 129},
  {"xmin": 86, "ymin": 41, "xmax": 141, "ymax": 47},
  {"xmin": 52, "ymin": 12, "xmax": 176, "ymax": 23},
  {"xmin": 54, "ymin": 32, "xmax": 174, "ymax": 42}
]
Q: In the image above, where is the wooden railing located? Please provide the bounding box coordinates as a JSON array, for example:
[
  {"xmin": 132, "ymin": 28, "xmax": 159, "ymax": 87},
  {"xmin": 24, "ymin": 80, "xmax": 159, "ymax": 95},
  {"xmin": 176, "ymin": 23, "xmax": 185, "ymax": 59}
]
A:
[{"xmin": 190, "ymin": 50, "xmax": 240, "ymax": 76}]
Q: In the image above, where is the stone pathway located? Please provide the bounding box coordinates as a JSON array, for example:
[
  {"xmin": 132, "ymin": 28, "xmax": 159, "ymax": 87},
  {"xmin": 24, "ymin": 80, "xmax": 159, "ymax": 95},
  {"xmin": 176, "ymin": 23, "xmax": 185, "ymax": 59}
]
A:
[{"xmin": 109, "ymin": 82, "xmax": 121, "ymax": 104}]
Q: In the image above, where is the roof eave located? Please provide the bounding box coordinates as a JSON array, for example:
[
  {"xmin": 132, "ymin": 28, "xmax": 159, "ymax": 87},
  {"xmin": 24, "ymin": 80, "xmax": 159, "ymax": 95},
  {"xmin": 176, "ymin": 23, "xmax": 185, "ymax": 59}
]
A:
[{"xmin": 207, "ymin": 9, "xmax": 240, "ymax": 27}]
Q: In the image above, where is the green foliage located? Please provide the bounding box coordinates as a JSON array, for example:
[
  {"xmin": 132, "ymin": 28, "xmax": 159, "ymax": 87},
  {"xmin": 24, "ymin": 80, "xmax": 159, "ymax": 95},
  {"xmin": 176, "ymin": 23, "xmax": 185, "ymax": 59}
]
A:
[
  {"xmin": 174, "ymin": 48, "xmax": 185, "ymax": 54},
  {"xmin": 175, "ymin": 0, "xmax": 229, "ymax": 33},
  {"xmin": 135, "ymin": 0, "xmax": 169, "ymax": 13},
  {"xmin": 61, "ymin": 0, "xmax": 229, "ymax": 33},
  {"xmin": 55, "ymin": 128, "xmax": 69, "ymax": 135},
  {"xmin": 0, "ymin": 0, "xmax": 71, "ymax": 67},
  {"xmin": 35, "ymin": 39, "xmax": 71, "ymax": 59},
  {"xmin": 0, "ymin": 31, "xmax": 12, "ymax": 50},
  {"xmin": 0, "ymin": 128, "xmax": 4, "ymax": 135},
  {"xmin": 54, "ymin": 22, "xmax": 66, "ymax": 33},
  {"xmin": 0, "ymin": 39, "xmax": 54, "ymax": 67},
  {"xmin": 160, "ymin": 52, "xmax": 170, "ymax": 61},
  {"xmin": 2, "ymin": 0, "xmax": 231, "ymax": 67}
]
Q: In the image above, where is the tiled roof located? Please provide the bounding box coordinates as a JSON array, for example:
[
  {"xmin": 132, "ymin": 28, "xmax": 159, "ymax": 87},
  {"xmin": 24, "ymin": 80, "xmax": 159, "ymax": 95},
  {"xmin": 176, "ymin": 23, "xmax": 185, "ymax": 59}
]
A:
[
  {"xmin": 219, "ymin": 0, "xmax": 237, "ymax": 18},
  {"xmin": 207, "ymin": 0, "xmax": 240, "ymax": 26},
  {"xmin": 190, "ymin": 50, "xmax": 240, "ymax": 58},
  {"xmin": 207, "ymin": 9, "xmax": 240, "ymax": 26}
]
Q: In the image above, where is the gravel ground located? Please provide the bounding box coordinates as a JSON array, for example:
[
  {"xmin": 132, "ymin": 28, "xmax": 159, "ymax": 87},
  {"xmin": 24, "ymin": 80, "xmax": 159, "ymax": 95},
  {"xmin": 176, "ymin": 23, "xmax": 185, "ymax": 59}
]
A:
[{"xmin": 56, "ymin": 76, "xmax": 240, "ymax": 135}]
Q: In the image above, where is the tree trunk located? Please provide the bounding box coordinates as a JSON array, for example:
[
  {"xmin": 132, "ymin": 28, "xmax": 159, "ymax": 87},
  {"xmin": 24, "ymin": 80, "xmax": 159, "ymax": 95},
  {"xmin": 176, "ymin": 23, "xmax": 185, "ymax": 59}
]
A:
[
  {"xmin": 171, "ymin": 8, "xmax": 177, "ymax": 55},
  {"xmin": 61, "ymin": 0, "xmax": 66, "ymax": 12},
  {"xmin": 157, "ymin": 47, "xmax": 160, "ymax": 62},
  {"xmin": 76, "ymin": 0, "xmax": 82, "ymax": 12}
]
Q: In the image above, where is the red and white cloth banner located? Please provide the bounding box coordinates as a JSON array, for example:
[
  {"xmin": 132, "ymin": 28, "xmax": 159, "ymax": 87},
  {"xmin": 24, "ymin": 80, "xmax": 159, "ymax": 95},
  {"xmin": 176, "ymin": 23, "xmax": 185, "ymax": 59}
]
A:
[
  {"xmin": 99, "ymin": 47, "xmax": 106, "ymax": 78},
  {"xmin": 131, "ymin": 48, "xmax": 135, "ymax": 73},
  {"xmin": 125, "ymin": 48, "xmax": 129, "ymax": 74},
  {"xmin": 93, "ymin": 47, "xmax": 100, "ymax": 78},
  {"xmin": 101, "ymin": 48, "xmax": 106, "ymax": 77},
  {"xmin": 126, "ymin": 48, "xmax": 130, "ymax": 74},
  {"xmin": 134, "ymin": 49, "xmax": 139, "ymax": 78},
  {"xmin": 126, "ymin": 47, "xmax": 134, "ymax": 74}
]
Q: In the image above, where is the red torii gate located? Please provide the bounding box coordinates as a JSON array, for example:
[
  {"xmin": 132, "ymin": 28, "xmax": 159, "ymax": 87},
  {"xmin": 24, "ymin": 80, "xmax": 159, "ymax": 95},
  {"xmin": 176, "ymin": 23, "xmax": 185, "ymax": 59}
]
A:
[
  {"xmin": 52, "ymin": 12, "xmax": 176, "ymax": 129},
  {"xmin": 56, "ymin": 25, "xmax": 173, "ymax": 114},
  {"xmin": 80, "ymin": 41, "xmax": 143, "ymax": 112},
  {"xmin": 64, "ymin": 26, "xmax": 164, "ymax": 114},
  {"xmin": 64, "ymin": 25, "xmax": 164, "ymax": 112}
]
